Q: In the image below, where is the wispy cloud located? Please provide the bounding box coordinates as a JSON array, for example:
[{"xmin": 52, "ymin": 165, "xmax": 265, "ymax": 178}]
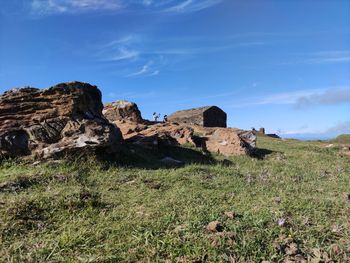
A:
[
  {"xmin": 31, "ymin": 0, "xmax": 124, "ymax": 15},
  {"xmin": 306, "ymin": 51, "xmax": 350, "ymax": 64},
  {"xmin": 97, "ymin": 32, "xmax": 266, "ymax": 76},
  {"xmin": 164, "ymin": 0, "xmax": 222, "ymax": 13},
  {"xmin": 30, "ymin": 0, "xmax": 223, "ymax": 15},
  {"xmin": 127, "ymin": 61, "xmax": 160, "ymax": 77},
  {"xmin": 107, "ymin": 47, "xmax": 139, "ymax": 61},
  {"xmin": 282, "ymin": 50, "xmax": 350, "ymax": 65},
  {"xmin": 103, "ymin": 35, "xmax": 136, "ymax": 48}
]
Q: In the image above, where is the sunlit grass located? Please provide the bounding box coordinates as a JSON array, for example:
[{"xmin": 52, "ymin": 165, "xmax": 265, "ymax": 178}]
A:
[{"xmin": 0, "ymin": 136, "xmax": 349, "ymax": 262}]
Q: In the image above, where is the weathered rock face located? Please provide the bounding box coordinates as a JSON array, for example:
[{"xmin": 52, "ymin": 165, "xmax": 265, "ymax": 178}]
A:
[
  {"xmin": 112, "ymin": 119, "xmax": 255, "ymax": 156},
  {"xmin": 103, "ymin": 100, "xmax": 143, "ymax": 123},
  {"xmin": 168, "ymin": 106, "xmax": 227, "ymax": 128},
  {"xmin": 0, "ymin": 82, "xmax": 122, "ymax": 159},
  {"xmin": 191, "ymin": 126, "xmax": 256, "ymax": 156},
  {"xmin": 112, "ymin": 120, "xmax": 195, "ymax": 149}
]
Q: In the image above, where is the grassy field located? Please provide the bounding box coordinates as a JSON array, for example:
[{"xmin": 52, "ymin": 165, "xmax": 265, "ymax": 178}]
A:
[{"xmin": 0, "ymin": 136, "xmax": 349, "ymax": 262}]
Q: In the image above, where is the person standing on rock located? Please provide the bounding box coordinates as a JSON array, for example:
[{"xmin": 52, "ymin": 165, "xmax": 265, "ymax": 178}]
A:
[
  {"xmin": 163, "ymin": 115, "xmax": 168, "ymax": 122},
  {"xmin": 153, "ymin": 112, "xmax": 160, "ymax": 122}
]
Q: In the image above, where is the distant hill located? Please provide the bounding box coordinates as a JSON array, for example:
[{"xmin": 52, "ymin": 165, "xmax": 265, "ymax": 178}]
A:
[{"xmin": 331, "ymin": 134, "xmax": 350, "ymax": 144}]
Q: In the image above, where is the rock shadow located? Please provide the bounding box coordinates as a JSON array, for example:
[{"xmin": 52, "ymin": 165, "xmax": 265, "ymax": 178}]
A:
[
  {"xmin": 97, "ymin": 144, "xmax": 217, "ymax": 170},
  {"xmin": 249, "ymin": 148, "xmax": 275, "ymax": 160}
]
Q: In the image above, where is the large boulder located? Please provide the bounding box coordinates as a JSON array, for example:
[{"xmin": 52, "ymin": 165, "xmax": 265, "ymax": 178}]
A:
[
  {"xmin": 103, "ymin": 100, "xmax": 143, "ymax": 123},
  {"xmin": 193, "ymin": 126, "xmax": 256, "ymax": 156},
  {"xmin": 0, "ymin": 81, "xmax": 122, "ymax": 159}
]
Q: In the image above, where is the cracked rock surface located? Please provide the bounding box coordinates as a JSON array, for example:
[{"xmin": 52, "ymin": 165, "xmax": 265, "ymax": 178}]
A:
[{"xmin": 0, "ymin": 82, "xmax": 122, "ymax": 159}]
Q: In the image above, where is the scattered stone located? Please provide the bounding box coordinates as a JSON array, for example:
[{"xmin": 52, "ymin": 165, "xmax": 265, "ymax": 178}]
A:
[
  {"xmin": 339, "ymin": 145, "xmax": 350, "ymax": 157},
  {"xmin": 273, "ymin": 197, "xmax": 282, "ymax": 204},
  {"xmin": 224, "ymin": 211, "xmax": 235, "ymax": 219},
  {"xmin": 246, "ymin": 174, "xmax": 255, "ymax": 184},
  {"xmin": 331, "ymin": 224, "xmax": 342, "ymax": 234},
  {"xmin": 206, "ymin": 221, "xmax": 224, "ymax": 232},
  {"xmin": 125, "ymin": 180, "xmax": 136, "ymax": 185},
  {"xmin": 285, "ymin": 242, "xmax": 299, "ymax": 256},
  {"xmin": 302, "ymin": 216, "xmax": 311, "ymax": 226},
  {"xmin": 174, "ymin": 224, "xmax": 186, "ymax": 233},
  {"xmin": 209, "ymin": 231, "xmax": 235, "ymax": 247},
  {"xmin": 143, "ymin": 179, "xmax": 161, "ymax": 190},
  {"xmin": 54, "ymin": 174, "xmax": 69, "ymax": 183},
  {"xmin": 330, "ymin": 244, "xmax": 343, "ymax": 255},
  {"xmin": 320, "ymin": 170, "xmax": 334, "ymax": 178},
  {"xmin": 226, "ymin": 192, "xmax": 236, "ymax": 199},
  {"xmin": 275, "ymin": 152, "xmax": 286, "ymax": 161},
  {"xmin": 325, "ymin": 144, "xmax": 334, "ymax": 148}
]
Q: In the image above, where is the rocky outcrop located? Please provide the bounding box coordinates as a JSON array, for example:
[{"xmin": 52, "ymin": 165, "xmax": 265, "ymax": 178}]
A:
[
  {"xmin": 0, "ymin": 82, "xmax": 122, "ymax": 159},
  {"xmin": 111, "ymin": 119, "xmax": 256, "ymax": 156},
  {"xmin": 103, "ymin": 100, "xmax": 142, "ymax": 123},
  {"xmin": 112, "ymin": 120, "xmax": 195, "ymax": 149},
  {"xmin": 168, "ymin": 106, "xmax": 227, "ymax": 128}
]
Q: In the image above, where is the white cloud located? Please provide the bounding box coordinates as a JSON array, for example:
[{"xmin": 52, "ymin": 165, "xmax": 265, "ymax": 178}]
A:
[
  {"xmin": 294, "ymin": 87, "xmax": 350, "ymax": 109},
  {"xmin": 30, "ymin": 0, "xmax": 223, "ymax": 15},
  {"xmin": 109, "ymin": 47, "xmax": 139, "ymax": 61},
  {"xmin": 165, "ymin": 0, "xmax": 223, "ymax": 13},
  {"xmin": 306, "ymin": 50, "xmax": 350, "ymax": 64},
  {"xmin": 31, "ymin": 0, "xmax": 123, "ymax": 15},
  {"xmin": 282, "ymin": 50, "xmax": 350, "ymax": 65},
  {"xmin": 127, "ymin": 61, "xmax": 159, "ymax": 77}
]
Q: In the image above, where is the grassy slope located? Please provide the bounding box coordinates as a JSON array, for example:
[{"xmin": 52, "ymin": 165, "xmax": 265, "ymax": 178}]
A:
[
  {"xmin": 331, "ymin": 134, "xmax": 350, "ymax": 144},
  {"xmin": 0, "ymin": 137, "xmax": 349, "ymax": 262}
]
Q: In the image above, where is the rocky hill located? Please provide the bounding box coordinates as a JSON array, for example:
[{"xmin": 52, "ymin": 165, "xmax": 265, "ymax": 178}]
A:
[{"xmin": 0, "ymin": 81, "xmax": 256, "ymax": 160}]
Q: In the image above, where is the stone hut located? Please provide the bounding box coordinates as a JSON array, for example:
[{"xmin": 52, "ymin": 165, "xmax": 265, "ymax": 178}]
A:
[{"xmin": 168, "ymin": 106, "xmax": 227, "ymax": 128}]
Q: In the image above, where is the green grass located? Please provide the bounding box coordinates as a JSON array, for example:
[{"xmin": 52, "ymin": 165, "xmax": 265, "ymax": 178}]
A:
[
  {"xmin": 331, "ymin": 134, "xmax": 350, "ymax": 144},
  {"xmin": 0, "ymin": 137, "xmax": 349, "ymax": 262}
]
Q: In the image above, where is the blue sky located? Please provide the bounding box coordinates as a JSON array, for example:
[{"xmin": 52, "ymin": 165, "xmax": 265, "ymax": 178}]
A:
[{"xmin": 0, "ymin": 0, "xmax": 349, "ymax": 139}]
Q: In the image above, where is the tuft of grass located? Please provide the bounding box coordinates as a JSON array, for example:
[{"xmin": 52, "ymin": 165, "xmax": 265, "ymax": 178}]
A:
[{"xmin": 0, "ymin": 136, "xmax": 349, "ymax": 262}]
